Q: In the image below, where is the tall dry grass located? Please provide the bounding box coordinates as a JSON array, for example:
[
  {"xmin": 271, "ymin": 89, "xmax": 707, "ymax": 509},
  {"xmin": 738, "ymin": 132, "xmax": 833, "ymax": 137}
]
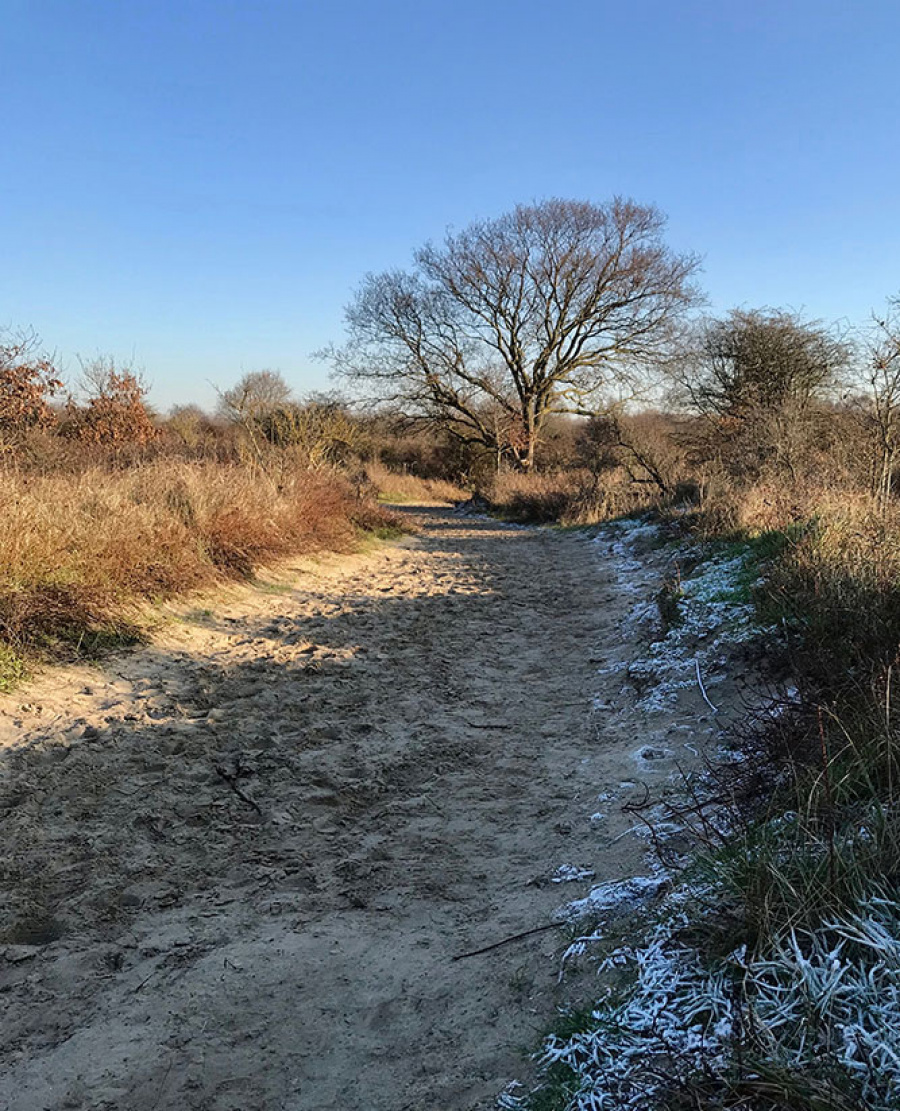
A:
[
  {"xmin": 362, "ymin": 460, "xmax": 467, "ymax": 504},
  {"xmin": 482, "ymin": 468, "xmax": 663, "ymax": 525},
  {"xmin": 681, "ymin": 484, "xmax": 900, "ymax": 955},
  {"xmin": 0, "ymin": 459, "xmax": 402, "ymax": 683}
]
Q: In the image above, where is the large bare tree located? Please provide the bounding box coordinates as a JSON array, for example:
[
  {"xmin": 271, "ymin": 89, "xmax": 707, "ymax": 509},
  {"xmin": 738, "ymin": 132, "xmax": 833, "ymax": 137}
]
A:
[{"xmin": 326, "ymin": 198, "xmax": 701, "ymax": 469}]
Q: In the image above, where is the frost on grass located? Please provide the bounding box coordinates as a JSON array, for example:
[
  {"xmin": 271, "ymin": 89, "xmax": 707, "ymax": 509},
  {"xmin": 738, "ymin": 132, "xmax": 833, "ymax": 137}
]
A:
[
  {"xmin": 556, "ymin": 875, "xmax": 667, "ymax": 924},
  {"xmin": 596, "ymin": 518, "xmax": 761, "ymax": 714},
  {"xmin": 552, "ymin": 865, "xmax": 596, "ymax": 884},
  {"xmin": 508, "ymin": 896, "xmax": 900, "ymax": 1111}
]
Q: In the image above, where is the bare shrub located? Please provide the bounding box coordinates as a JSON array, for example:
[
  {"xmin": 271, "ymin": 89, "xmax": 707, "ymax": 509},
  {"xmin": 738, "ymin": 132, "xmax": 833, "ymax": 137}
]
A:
[
  {"xmin": 854, "ymin": 299, "xmax": 900, "ymax": 507},
  {"xmin": 362, "ymin": 461, "xmax": 466, "ymax": 504},
  {"xmin": 483, "ymin": 468, "xmax": 655, "ymax": 525},
  {"xmin": 580, "ymin": 411, "xmax": 690, "ymax": 496},
  {"xmin": 258, "ymin": 398, "xmax": 360, "ymax": 469},
  {"xmin": 675, "ymin": 308, "xmax": 852, "ymax": 483}
]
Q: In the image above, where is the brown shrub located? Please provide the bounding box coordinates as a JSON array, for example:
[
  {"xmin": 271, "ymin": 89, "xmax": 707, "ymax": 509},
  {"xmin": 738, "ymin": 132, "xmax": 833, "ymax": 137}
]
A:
[
  {"xmin": 0, "ymin": 331, "xmax": 63, "ymax": 442},
  {"xmin": 62, "ymin": 362, "xmax": 160, "ymax": 453}
]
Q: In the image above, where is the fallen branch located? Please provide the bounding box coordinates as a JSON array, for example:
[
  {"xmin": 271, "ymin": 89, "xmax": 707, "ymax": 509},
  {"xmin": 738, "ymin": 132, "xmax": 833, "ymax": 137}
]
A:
[
  {"xmin": 452, "ymin": 922, "xmax": 557, "ymax": 961},
  {"xmin": 215, "ymin": 765, "xmax": 264, "ymax": 816}
]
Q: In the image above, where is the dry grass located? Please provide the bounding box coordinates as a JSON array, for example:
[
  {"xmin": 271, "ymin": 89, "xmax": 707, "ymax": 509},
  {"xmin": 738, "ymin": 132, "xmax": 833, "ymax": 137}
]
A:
[
  {"xmin": 681, "ymin": 484, "xmax": 900, "ymax": 951},
  {"xmin": 700, "ymin": 485, "xmax": 900, "ymax": 696},
  {"xmin": 0, "ymin": 459, "xmax": 403, "ymax": 684},
  {"xmin": 363, "ymin": 461, "xmax": 467, "ymax": 504},
  {"xmin": 483, "ymin": 468, "xmax": 659, "ymax": 525}
]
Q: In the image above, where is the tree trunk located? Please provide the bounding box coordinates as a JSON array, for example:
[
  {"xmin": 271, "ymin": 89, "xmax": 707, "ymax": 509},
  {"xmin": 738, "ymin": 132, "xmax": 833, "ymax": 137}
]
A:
[{"xmin": 521, "ymin": 397, "xmax": 537, "ymax": 471}]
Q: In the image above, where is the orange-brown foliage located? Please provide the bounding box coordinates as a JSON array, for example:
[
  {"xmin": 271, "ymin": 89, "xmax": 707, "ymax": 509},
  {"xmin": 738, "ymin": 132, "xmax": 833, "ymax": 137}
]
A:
[
  {"xmin": 0, "ymin": 334, "xmax": 63, "ymax": 437},
  {"xmin": 63, "ymin": 368, "xmax": 160, "ymax": 450}
]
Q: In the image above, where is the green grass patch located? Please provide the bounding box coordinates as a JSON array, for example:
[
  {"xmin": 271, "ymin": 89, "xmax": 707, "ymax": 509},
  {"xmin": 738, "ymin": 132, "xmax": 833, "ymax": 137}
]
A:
[
  {"xmin": 698, "ymin": 524, "xmax": 805, "ymax": 607},
  {"xmin": 375, "ymin": 490, "xmax": 416, "ymax": 505},
  {"xmin": 250, "ymin": 579, "xmax": 295, "ymax": 596},
  {"xmin": 0, "ymin": 644, "xmax": 29, "ymax": 692},
  {"xmin": 355, "ymin": 524, "xmax": 408, "ymax": 549}
]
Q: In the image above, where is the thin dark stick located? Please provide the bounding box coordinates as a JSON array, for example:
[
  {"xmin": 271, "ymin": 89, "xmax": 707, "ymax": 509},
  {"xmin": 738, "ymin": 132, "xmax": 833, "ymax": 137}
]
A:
[
  {"xmin": 133, "ymin": 967, "xmax": 158, "ymax": 993},
  {"xmin": 452, "ymin": 923, "xmax": 557, "ymax": 961},
  {"xmin": 215, "ymin": 765, "xmax": 264, "ymax": 816}
]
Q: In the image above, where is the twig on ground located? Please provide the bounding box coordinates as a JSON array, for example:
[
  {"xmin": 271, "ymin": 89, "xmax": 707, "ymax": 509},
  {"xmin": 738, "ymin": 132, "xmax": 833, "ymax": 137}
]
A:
[
  {"xmin": 621, "ymin": 782, "xmax": 652, "ymax": 812},
  {"xmin": 214, "ymin": 765, "xmax": 264, "ymax": 816},
  {"xmin": 133, "ymin": 967, "xmax": 159, "ymax": 993},
  {"xmin": 452, "ymin": 923, "xmax": 557, "ymax": 961},
  {"xmin": 151, "ymin": 1056, "xmax": 174, "ymax": 1110}
]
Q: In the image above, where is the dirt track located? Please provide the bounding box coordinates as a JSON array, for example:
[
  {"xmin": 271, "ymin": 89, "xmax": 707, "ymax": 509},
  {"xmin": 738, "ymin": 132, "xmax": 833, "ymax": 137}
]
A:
[{"xmin": 0, "ymin": 506, "xmax": 690, "ymax": 1111}]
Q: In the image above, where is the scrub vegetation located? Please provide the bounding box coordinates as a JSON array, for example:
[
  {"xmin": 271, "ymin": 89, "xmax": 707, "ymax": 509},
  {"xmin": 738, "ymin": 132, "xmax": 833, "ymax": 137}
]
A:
[{"xmin": 5, "ymin": 198, "xmax": 900, "ymax": 1108}]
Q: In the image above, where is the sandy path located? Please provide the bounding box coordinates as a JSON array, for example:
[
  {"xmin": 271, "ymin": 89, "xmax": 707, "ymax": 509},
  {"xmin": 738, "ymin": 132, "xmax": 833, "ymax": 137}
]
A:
[{"xmin": 0, "ymin": 506, "xmax": 692, "ymax": 1111}]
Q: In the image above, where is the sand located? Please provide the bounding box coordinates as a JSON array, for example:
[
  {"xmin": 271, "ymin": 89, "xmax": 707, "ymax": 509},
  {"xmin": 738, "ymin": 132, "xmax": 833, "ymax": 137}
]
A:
[{"xmin": 0, "ymin": 505, "xmax": 723, "ymax": 1111}]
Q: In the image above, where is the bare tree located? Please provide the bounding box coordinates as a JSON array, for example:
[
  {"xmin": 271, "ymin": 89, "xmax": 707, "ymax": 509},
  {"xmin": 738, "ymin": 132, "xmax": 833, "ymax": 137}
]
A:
[
  {"xmin": 674, "ymin": 308, "xmax": 851, "ymax": 479},
  {"xmin": 218, "ymin": 370, "xmax": 293, "ymax": 425},
  {"xmin": 325, "ymin": 198, "xmax": 701, "ymax": 470},
  {"xmin": 860, "ymin": 299, "xmax": 900, "ymax": 507}
]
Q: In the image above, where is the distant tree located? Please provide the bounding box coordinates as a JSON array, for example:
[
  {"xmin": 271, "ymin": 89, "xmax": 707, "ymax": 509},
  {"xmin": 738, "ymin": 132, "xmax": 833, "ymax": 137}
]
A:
[
  {"xmin": 0, "ymin": 328, "xmax": 63, "ymax": 441},
  {"xmin": 859, "ymin": 298, "xmax": 900, "ymax": 506},
  {"xmin": 677, "ymin": 308, "xmax": 851, "ymax": 478},
  {"xmin": 63, "ymin": 357, "xmax": 159, "ymax": 450},
  {"xmin": 326, "ymin": 198, "xmax": 702, "ymax": 470},
  {"xmin": 218, "ymin": 370, "xmax": 293, "ymax": 425},
  {"xmin": 165, "ymin": 404, "xmax": 224, "ymax": 454}
]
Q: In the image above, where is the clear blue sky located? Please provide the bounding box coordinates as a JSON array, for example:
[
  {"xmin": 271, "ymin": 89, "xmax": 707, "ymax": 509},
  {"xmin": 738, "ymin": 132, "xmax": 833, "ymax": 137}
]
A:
[{"xmin": 3, "ymin": 0, "xmax": 899, "ymax": 410}]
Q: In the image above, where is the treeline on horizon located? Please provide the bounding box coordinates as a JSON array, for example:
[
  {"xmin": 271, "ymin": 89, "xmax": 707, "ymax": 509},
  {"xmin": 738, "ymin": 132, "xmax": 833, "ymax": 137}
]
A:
[
  {"xmin": 3, "ymin": 199, "xmax": 900, "ymax": 707},
  {"xmin": 2, "ymin": 298, "xmax": 899, "ymax": 494}
]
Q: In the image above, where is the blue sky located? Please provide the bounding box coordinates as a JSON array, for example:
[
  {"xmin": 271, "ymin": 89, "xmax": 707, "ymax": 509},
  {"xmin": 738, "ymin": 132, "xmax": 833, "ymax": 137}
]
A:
[{"xmin": 3, "ymin": 0, "xmax": 899, "ymax": 410}]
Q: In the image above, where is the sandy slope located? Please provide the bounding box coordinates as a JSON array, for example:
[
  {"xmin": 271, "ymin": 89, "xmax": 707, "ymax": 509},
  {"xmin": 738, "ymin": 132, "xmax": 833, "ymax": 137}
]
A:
[{"xmin": 0, "ymin": 506, "xmax": 719, "ymax": 1111}]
